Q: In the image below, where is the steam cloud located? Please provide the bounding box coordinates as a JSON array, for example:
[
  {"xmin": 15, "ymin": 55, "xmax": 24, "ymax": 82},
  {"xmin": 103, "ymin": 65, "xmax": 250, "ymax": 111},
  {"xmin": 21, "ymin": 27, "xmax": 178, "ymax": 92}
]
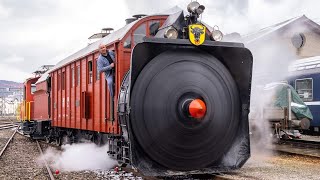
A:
[
  {"xmin": 38, "ymin": 143, "xmax": 117, "ymax": 172},
  {"xmin": 124, "ymin": 0, "xmax": 320, "ymax": 34}
]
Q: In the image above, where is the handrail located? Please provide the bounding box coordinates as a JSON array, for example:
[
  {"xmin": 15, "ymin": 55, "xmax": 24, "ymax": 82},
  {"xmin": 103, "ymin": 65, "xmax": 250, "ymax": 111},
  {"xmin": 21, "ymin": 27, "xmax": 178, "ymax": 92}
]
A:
[
  {"xmin": 24, "ymin": 100, "xmax": 27, "ymax": 121},
  {"xmin": 27, "ymin": 101, "xmax": 30, "ymax": 121}
]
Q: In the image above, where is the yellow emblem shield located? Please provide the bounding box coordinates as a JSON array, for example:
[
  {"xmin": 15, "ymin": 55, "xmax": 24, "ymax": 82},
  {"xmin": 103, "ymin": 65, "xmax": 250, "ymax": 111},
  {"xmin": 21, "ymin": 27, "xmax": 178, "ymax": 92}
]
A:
[{"xmin": 189, "ymin": 24, "xmax": 206, "ymax": 46}]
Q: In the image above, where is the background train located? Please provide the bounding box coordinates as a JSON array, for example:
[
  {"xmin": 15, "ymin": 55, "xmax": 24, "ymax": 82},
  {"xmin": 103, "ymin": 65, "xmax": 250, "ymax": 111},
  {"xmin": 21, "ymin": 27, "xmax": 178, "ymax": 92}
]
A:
[
  {"xmin": 18, "ymin": 2, "xmax": 253, "ymax": 176},
  {"xmin": 288, "ymin": 56, "xmax": 320, "ymax": 134},
  {"xmin": 249, "ymin": 82, "xmax": 312, "ymax": 140}
]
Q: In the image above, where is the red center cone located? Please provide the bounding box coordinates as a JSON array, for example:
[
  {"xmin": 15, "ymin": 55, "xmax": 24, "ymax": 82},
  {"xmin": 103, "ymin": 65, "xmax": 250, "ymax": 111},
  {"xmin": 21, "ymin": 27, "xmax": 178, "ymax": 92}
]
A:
[{"xmin": 188, "ymin": 99, "xmax": 206, "ymax": 119}]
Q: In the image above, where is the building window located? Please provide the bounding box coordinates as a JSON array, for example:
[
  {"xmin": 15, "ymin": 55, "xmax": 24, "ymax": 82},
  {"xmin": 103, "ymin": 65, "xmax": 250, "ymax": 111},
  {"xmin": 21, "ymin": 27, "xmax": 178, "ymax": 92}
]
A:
[
  {"xmin": 123, "ymin": 36, "xmax": 131, "ymax": 49},
  {"xmin": 295, "ymin": 78, "xmax": 313, "ymax": 101},
  {"xmin": 88, "ymin": 61, "xmax": 93, "ymax": 84},
  {"xmin": 77, "ymin": 66, "xmax": 80, "ymax": 86},
  {"xmin": 96, "ymin": 59, "xmax": 100, "ymax": 81},
  {"xmin": 133, "ymin": 23, "xmax": 146, "ymax": 45},
  {"xmin": 149, "ymin": 21, "xmax": 160, "ymax": 36},
  {"xmin": 71, "ymin": 68, "xmax": 75, "ymax": 87}
]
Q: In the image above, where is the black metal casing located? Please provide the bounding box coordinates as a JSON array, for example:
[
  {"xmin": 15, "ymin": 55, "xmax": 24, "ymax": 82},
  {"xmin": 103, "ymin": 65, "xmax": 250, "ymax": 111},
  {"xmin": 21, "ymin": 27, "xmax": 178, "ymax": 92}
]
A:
[{"xmin": 117, "ymin": 37, "xmax": 253, "ymax": 176}]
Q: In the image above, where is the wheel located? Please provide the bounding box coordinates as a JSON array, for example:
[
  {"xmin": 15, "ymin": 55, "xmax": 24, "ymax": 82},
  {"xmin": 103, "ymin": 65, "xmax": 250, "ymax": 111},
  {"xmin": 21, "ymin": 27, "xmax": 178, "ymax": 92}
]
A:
[
  {"xmin": 130, "ymin": 49, "xmax": 240, "ymax": 170},
  {"xmin": 62, "ymin": 135, "xmax": 71, "ymax": 145},
  {"xmin": 45, "ymin": 136, "xmax": 51, "ymax": 143},
  {"xmin": 56, "ymin": 136, "xmax": 62, "ymax": 146}
]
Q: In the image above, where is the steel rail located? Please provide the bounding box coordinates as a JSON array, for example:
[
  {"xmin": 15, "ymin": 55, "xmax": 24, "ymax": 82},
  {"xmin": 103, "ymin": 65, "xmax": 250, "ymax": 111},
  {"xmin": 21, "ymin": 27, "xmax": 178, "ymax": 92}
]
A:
[
  {"xmin": 36, "ymin": 140, "xmax": 55, "ymax": 180},
  {"xmin": 279, "ymin": 138, "xmax": 320, "ymax": 149},
  {"xmin": 0, "ymin": 124, "xmax": 18, "ymax": 127},
  {"xmin": 0, "ymin": 122, "xmax": 14, "ymax": 125},
  {"xmin": 0, "ymin": 128, "xmax": 17, "ymax": 157},
  {"xmin": 0, "ymin": 123, "xmax": 14, "ymax": 127},
  {"xmin": 0, "ymin": 125, "xmax": 18, "ymax": 130}
]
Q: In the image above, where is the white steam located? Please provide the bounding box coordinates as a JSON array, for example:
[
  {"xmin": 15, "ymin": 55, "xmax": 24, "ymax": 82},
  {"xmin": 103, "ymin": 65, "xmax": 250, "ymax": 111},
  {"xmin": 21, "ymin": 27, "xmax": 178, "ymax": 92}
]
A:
[
  {"xmin": 248, "ymin": 32, "xmax": 299, "ymax": 158},
  {"xmin": 124, "ymin": 0, "xmax": 320, "ymax": 34},
  {"xmin": 38, "ymin": 143, "xmax": 117, "ymax": 172}
]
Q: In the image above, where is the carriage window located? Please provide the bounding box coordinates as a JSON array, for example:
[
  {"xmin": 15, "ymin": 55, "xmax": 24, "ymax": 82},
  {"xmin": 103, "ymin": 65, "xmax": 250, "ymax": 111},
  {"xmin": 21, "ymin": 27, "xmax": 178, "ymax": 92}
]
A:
[
  {"xmin": 123, "ymin": 36, "xmax": 131, "ymax": 49},
  {"xmin": 96, "ymin": 59, "xmax": 100, "ymax": 81},
  {"xmin": 71, "ymin": 68, "xmax": 75, "ymax": 87},
  {"xmin": 88, "ymin": 61, "xmax": 93, "ymax": 84},
  {"xmin": 31, "ymin": 84, "xmax": 36, "ymax": 94},
  {"xmin": 133, "ymin": 23, "xmax": 146, "ymax": 45},
  {"xmin": 149, "ymin": 21, "xmax": 160, "ymax": 36},
  {"xmin": 62, "ymin": 72, "xmax": 65, "ymax": 90},
  {"xmin": 58, "ymin": 73, "xmax": 61, "ymax": 90},
  {"xmin": 77, "ymin": 66, "xmax": 80, "ymax": 86},
  {"xmin": 295, "ymin": 78, "xmax": 313, "ymax": 101}
]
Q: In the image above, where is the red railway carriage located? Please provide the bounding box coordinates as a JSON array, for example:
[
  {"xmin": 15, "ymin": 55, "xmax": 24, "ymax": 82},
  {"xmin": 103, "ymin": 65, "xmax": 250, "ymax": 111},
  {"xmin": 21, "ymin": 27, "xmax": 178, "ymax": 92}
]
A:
[
  {"xmin": 21, "ymin": 2, "xmax": 253, "ymax": 177},
  {"xmin": 20, "ymin": 77, "xmax": 39, "ymax": 122},
  {"xmin": 33, "ymin": 72, "xmax": 50, "ymax": 120},
  {"xmin": 48, "ymin": 15, "xmax": 168, "ymax": 134}
]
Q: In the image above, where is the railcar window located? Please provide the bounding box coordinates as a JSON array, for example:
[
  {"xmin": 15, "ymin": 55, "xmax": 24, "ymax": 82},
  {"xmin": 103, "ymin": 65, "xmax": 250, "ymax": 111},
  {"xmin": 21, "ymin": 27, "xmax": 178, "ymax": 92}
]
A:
[
  {"xmin": 77, "ymin": 66, "xmax": 80, "ymax": 86},
  {"xmin": 123, "ymin": 36, "xmax": 131, "ymax": 49},
  {"xmin": 62, "ymin": 72, "xmax": 65, "ymax": 90},
  {"xmin": 58, "ymin": 73, "xmax": 61, "ymax": 90},
  {"xmin": 31, "ymin": 84, "xmax": 36, "ymax": 94},
  {"xmin": 96, "ymin": 59, "xmax": 100, "ymax": 81},
  {"xmin": 71, "ymin": 68, "xmax": 75, "ymax": 87},
  {"xmin": 23, "ymin": 86, "xmax": 26, "ymax": 100},
  {"xmin": 133, "ymin": 23, "xmax": 146, "ymax": 45},
  {"xmin": 295, "ymin": 78, "xmax": 313, "ymax": 101},
  {"xmin": 88, "ymin": 61, "xmax": 93, "ymax": 84},
  {"xmin": 149, "ymin": 21, "xmax": 160, "ymax": 36}
]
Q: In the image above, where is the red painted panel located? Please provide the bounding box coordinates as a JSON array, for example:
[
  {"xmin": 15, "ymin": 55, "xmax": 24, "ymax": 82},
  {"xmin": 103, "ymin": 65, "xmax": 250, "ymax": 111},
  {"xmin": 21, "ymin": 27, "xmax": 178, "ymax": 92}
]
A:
[
  {"xmin": 66, "ymin": 66, "xmax": 70, "ymax": 128},
  {"xmin": 61, "ymin": 68, "xmax": 66, "ymax": 127},
  {"xmin": 81, "ymin": 58, "xmax": 87, "ymax": 130},
  {"xmin": 76, "ymin": 62, "xmax": 81, "ymax": 129},
  {"xmin": 58, "ymin": 70, "xmax": 62, "ymax": 127},
  {"xmin": 100, "ymin": 72, "xmax": 106, "ymax": 132},
  {"xmin": 33, "ymin": 81, "xmax": 49, "ymax": 120},
  {"xmin": 70, "ymin": 64, "xmax": 75, "ymax": 128},
  {"xmin": 94, "ymin": 58, "xmax": 101, "ymax": 132},
  {"xmin": 53, "ymin": 72, "xmax": 57, "ymax": 126}
]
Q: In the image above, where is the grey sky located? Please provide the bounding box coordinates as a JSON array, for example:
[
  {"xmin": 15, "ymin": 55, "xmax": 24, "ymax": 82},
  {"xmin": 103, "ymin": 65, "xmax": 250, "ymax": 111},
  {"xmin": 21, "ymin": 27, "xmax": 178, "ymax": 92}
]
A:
[{"xmin": 0, "ymin": 0, "xmax": 319, "ymax": 82}]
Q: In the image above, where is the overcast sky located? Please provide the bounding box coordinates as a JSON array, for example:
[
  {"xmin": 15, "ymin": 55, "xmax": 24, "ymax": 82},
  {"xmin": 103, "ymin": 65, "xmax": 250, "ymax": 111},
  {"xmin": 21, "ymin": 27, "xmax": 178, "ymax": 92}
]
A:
[{"xmin": 0, "ymin": 0, "xmax": 319, "ymax": 82}]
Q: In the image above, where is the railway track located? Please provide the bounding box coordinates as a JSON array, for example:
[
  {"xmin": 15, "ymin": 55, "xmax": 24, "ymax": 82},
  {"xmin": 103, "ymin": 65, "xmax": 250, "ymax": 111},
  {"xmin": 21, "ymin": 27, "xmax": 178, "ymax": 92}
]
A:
[
  {"xmin": 0, "ymin": 128, "xmax": 55, "ymax": 179},
  {"xmin": 0, "ymin": 122, "xmax": 15, "ymax": 125},
  {"xmin": 0, "ymin": 128, "xmax": 17, "ymax": 158},
  {"xmin": 0, "ymin": 124, "xmax": 18, "ymax": 130},
  {"xmin": 275, "ymin": 138, "xmax": 320, "ymax": 158},
  {"xmin": 36, "ymin": 140, "xmax": 55, "ymax": 180},
  {"xmin": 279, "ymin": 138, "xmax": 320, "ymax": 148}
]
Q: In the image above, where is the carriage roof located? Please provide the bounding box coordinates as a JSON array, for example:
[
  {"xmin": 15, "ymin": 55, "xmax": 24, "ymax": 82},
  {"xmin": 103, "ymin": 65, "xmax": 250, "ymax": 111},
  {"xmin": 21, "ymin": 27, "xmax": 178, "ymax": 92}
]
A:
[{"xmin": 47, "ymin": 7, "xmax": 183, "ymax": 75}]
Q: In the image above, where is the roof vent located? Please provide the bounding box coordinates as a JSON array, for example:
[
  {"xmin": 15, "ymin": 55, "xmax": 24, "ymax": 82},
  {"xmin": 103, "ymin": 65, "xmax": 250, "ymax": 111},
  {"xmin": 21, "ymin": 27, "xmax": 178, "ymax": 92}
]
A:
[
  {"xmin": 132, "ymin": 14, "xmax": 147, "ymax": 19},
  {"xmin": 125, "ymin": 14, "xmax": 147, "ymax": 25},
  {"xmin": 125, "ymin": 17, "xmax": 137, "ymax": 25},
  {"xmin": 33, "ymin": 65, "xmax": 54, "ymax": 77},
  {"xmin": 88, "ymin": 28, "xmax": 114, "ymax": 40}
]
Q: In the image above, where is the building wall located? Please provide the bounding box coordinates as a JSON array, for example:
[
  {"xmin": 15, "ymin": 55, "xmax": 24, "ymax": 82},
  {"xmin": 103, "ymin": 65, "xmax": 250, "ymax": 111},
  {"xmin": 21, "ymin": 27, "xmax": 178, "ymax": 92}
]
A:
[{"xmin": 285, "ymin": 31, "xmax": 320, "ymax": 58}]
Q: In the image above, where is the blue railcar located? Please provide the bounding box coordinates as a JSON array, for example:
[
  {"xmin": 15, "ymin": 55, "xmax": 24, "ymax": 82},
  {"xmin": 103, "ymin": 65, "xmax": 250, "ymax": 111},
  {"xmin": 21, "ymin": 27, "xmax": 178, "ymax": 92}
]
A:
[{"xmin": 288, "ymin": 56, "xmax": 320, "ymax": 133}]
